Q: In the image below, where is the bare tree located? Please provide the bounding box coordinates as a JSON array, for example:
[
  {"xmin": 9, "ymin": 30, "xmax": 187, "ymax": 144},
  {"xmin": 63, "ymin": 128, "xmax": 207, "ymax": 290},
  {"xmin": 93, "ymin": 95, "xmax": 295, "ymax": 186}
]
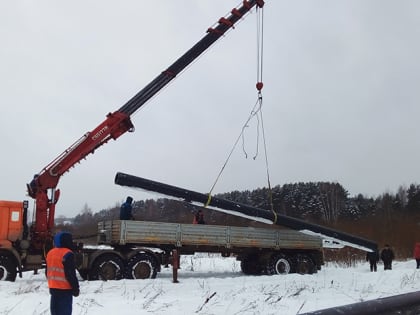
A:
[{"xmin": 318, "ymin": 183, "xmax": 347, "ymax": 223}]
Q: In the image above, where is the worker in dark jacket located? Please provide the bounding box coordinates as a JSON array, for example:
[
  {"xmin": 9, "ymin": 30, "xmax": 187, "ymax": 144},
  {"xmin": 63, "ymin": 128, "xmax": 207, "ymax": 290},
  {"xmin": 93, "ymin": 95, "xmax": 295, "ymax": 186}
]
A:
[
  {"xmin": 120, "ymin": 196, "xmax": 134, "ymax": 220},
  {"xmin": 366, "ymin": 250, "xmax": 379, "ymax": 272},
  {"xmin": 414, "ymin": 242, "xmax": 420, "ymax": 269},
  {"xmin": 192, "ymin": 209, "xmax": 205, "ymax": 224},
  {"xmin": 380, "ymin": 244, "xmax": 395, "ymax": 270},
  {"xmin": 46, "ymin": 232, "xmax": 79, "ymax": 315}
]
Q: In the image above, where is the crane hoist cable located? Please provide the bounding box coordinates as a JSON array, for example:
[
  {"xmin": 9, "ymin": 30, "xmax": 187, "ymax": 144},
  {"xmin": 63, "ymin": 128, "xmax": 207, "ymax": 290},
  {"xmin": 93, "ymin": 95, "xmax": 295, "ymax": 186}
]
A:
[
  {"xmin": 204, "ymin": 5, "xmax": 276, "ymax": 223},
  {"xmin": 255, "ymin": 7, "xmax": 276, "ymax": 219}
]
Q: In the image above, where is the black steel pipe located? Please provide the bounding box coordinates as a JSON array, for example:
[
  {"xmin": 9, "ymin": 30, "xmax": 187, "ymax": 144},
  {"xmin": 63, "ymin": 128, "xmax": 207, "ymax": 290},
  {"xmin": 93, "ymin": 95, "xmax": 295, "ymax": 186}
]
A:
[
  {"xmin": 114, "ymin": 172, "xmax": 377, "ymax": 252},
  {"xmin": 299, "ymin": 291, "xmax": 420, "ymax": 315}
]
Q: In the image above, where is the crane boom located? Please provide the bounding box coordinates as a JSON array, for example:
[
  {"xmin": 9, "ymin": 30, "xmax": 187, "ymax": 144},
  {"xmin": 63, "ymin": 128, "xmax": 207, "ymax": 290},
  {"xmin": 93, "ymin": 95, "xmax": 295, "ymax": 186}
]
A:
[
  {"xmin": 27, "ymin": 0, "xmax": 265, "ymax": 249},
  {"xmin": 119, "ymin": 0, "xmax": 265, "ymax": 115}
]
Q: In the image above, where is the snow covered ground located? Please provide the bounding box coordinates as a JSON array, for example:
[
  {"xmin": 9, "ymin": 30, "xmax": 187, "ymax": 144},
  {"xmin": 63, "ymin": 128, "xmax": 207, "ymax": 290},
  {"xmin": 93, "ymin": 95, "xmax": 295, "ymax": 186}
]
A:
[{"xmin": 1, "ymin": 254, "xmax": 419, "ymax": 315}]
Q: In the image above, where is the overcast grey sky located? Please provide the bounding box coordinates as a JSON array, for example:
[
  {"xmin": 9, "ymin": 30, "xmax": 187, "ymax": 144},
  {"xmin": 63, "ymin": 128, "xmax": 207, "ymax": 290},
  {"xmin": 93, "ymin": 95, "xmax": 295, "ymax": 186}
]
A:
[{"xmin": 1, "ymin": 1, "xmax": 419, "ymax": 217}]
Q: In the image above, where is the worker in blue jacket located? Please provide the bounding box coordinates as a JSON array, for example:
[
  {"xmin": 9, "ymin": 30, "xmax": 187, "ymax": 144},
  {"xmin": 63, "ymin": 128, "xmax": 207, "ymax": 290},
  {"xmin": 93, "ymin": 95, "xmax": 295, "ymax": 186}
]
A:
[{"xmin": 120, "ymin": 196, "xmax": 134, "ymax": 220}]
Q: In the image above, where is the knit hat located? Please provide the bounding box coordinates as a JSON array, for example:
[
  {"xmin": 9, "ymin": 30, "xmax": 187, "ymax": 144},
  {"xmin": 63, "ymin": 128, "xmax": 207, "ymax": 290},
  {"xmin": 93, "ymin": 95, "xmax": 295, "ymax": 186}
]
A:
[{"xmin": 54, "ymin": 232, "xmax": 73, "ymax": 249}]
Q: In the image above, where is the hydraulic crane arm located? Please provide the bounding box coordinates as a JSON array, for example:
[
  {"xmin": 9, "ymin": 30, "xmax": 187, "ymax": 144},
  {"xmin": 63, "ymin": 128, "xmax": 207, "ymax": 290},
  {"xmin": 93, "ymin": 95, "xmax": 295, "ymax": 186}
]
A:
[
  {"xmin": 28, "ymin": 0, "xmax": 265, "ymax": 249},
  {"xmin": 119, "ymin": 0, "xmax": 265, "ymax": 116}
]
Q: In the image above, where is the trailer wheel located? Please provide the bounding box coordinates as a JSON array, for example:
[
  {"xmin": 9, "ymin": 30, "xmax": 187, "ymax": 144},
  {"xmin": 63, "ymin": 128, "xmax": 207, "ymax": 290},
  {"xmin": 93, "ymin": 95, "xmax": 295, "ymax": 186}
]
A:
[
  {"xmin": 0, "ymin": 254, "xmax": 17, "ymax": 282},
  {"xmin": 295, "ymin": 255, "xmax": 315, "ymax": 275},
  {"xmin": 240, "ymin": 254, "xmax": 262, "ymax": 275},
  {"xmin": 126, "ymin": 253, "xmax": 158, "ymax": 279},
  {"xmin": 267, "ymin": 254, "xmax": 293, "ymax": 275},
  {"xmin": 89, "ymin": 254, "xmax": 125, "ymax": 281}
]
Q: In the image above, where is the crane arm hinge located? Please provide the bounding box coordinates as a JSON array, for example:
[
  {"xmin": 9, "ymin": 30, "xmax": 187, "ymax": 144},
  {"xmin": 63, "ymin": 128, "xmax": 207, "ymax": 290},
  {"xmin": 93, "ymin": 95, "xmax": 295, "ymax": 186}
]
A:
[
  {"xmin": 256, "ymin": 0, "xmax": 265, "ymax": 8},
  {"xmin": 243, "ymin": 0, "xmax": 264, "ymax": 9}
]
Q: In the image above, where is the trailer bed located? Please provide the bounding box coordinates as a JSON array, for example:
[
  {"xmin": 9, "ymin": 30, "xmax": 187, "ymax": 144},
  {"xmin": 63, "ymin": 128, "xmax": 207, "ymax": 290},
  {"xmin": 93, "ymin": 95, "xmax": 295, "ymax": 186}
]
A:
[{"xmin": 98, "ymin": 220, "xmax": 322, "ymax": 250}]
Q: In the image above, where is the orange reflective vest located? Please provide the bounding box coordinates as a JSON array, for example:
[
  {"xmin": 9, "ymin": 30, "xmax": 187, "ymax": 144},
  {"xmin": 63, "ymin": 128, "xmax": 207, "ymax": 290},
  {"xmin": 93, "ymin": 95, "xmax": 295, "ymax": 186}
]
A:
[{"xmin": 46, "ymin": 247, "xmax": 73, "ymax": 290}]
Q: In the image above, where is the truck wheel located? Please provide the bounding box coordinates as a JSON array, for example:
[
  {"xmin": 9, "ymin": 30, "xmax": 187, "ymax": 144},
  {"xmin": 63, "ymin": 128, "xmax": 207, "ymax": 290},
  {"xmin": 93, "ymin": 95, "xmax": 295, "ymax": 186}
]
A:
[
  {"xmin": 240, "ymin": 254, "xmax": 262, "ymax": 275},
  {"xmin": 0, "ymin": 255, "xmax": 17, "ymax": 282},
  {"xmin": 295, "ymin": 255, "xmax": 315, "ymax": 275},
  {"xmin": 126, "ymin": 253, "xmax": 158, "ymax": 279},
  {"xmin": 89, "ymin": 254, "xmax": 125, "ymax": 281},
  {"xmin": 267, "ymin": 254, "xmax": 293, "ymax": 275}
]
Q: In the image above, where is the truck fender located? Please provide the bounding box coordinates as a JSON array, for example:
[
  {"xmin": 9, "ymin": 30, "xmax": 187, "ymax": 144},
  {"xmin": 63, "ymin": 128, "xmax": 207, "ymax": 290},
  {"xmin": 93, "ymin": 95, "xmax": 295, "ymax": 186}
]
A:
[{"xmin": 125, "ymin": 247, "xmax": 159, "ymax": 259}]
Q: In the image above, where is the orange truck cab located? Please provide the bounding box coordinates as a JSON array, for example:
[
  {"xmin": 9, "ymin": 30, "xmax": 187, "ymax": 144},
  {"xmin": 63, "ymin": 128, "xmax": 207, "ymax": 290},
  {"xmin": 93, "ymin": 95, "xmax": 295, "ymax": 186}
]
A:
[
  {"xmin": 0, "ymin": 200, "xmax": 32, "ymax": 280},
  {"xmin": 0, "ymin": 200, "xmax": 26, "ymax": 249}
]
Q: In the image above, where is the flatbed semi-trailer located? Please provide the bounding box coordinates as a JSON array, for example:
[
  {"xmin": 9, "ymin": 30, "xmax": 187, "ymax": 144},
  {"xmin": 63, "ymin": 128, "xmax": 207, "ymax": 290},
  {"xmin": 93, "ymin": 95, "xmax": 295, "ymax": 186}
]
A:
[{"xmin": 73, "ymin": 219, "xmax": 324, "ymax": 281}]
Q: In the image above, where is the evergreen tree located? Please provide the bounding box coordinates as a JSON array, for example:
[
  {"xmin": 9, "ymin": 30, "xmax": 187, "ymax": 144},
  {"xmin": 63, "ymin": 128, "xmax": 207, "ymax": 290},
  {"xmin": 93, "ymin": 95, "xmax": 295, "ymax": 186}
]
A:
[{"xmin": 407, "ymin": 184, "xmax": 420, "ymax": 212}]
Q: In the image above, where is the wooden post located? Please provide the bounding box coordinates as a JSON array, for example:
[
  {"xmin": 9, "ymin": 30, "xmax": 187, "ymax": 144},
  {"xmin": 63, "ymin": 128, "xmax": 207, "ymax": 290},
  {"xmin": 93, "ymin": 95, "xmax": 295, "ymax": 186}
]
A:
[{"xmin": 172, "ymin": 249, "xmax": 179, "ymax": 283}]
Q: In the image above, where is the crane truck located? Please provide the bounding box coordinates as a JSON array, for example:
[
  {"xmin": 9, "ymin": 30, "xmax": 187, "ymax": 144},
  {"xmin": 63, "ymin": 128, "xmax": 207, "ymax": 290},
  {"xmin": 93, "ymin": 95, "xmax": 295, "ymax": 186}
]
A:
[
  {"xmin": 0, "ymin": 0, "xmax": 378, "ymax": 282},
  {"xmin": 0, "ymin": 0, "xmax": 268, "ymax": 282}
]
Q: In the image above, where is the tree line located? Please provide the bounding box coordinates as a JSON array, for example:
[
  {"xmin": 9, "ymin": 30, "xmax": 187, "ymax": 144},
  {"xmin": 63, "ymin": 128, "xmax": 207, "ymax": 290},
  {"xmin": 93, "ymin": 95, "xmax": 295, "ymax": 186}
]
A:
[{"xmin": 63, "ymin": 182, "xmax": 420, "ymax": 259}]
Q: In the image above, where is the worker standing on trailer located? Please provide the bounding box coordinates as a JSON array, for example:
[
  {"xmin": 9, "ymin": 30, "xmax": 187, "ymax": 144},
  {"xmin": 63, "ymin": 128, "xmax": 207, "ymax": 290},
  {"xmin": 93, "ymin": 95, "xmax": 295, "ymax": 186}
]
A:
[
  {"xmin": 193, "ymin": 209, "xmax": 205, "ymax": 224},
  {"xmin": 46, "ymin": 232, "xmax": 79, "ymax": 315},
  {"xmin": 120, "ymin": 196, "xmax": 134, "ymax": 220}
]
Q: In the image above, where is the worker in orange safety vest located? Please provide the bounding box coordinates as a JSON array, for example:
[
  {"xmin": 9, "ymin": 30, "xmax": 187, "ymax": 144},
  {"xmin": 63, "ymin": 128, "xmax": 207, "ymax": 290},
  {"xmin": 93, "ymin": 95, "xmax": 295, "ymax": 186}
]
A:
[{"xmin": 46, "ymin": 232, "xmax": 79, "ymax": 315}]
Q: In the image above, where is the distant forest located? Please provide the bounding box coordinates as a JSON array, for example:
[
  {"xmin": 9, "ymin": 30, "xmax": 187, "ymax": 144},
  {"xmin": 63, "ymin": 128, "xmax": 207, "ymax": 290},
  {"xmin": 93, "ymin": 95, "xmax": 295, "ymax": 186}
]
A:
[{"xmin": 62, "ymin": 182, "xmax": 420, "ymax": 260}]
